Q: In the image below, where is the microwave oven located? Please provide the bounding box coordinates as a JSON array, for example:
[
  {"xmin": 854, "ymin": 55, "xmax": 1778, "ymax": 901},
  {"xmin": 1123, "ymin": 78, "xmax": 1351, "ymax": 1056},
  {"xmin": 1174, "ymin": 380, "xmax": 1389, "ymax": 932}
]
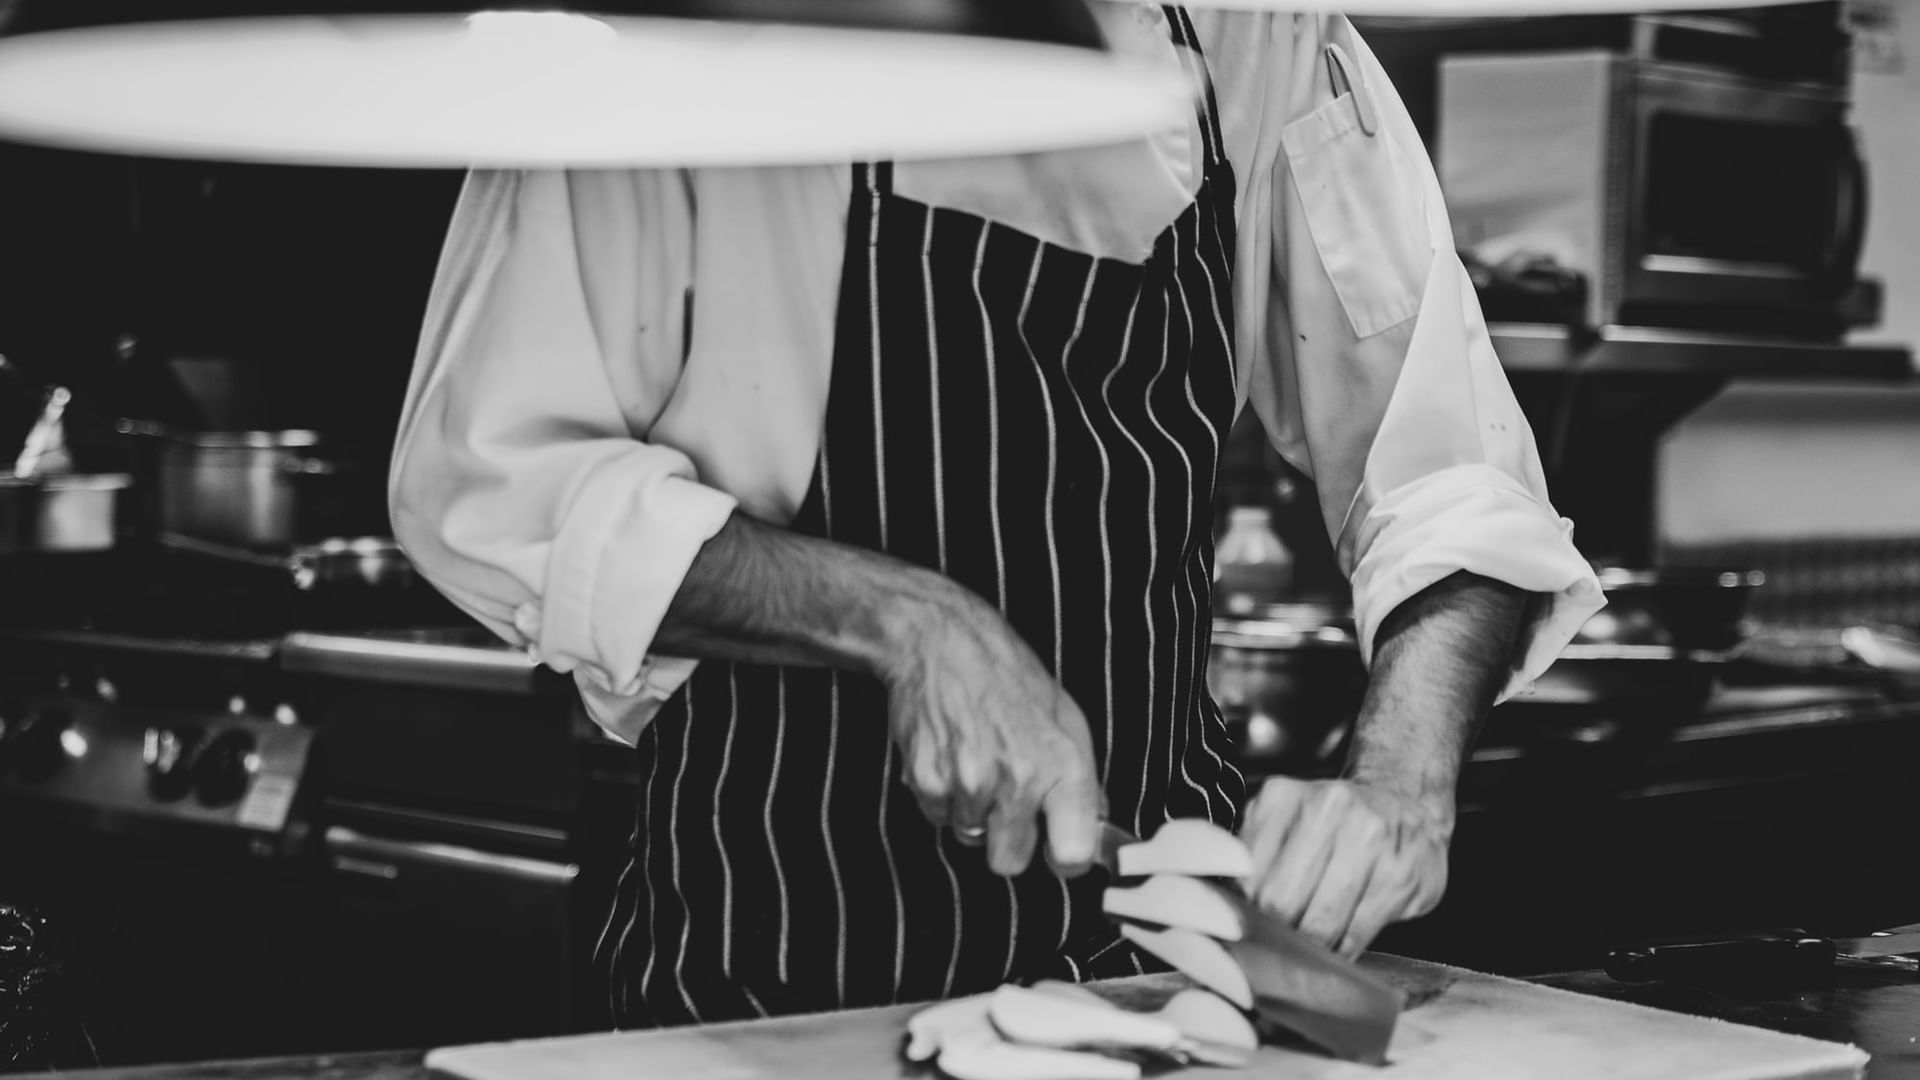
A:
[{"xmin": 1436, "ymin": 51, "xmax": 1869, "ymax": 337}]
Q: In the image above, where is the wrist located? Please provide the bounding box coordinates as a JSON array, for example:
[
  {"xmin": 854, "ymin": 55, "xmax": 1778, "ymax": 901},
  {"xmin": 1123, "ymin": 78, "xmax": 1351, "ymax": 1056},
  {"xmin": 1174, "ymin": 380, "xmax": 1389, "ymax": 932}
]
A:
[
  {"xmin": 1343, "ymin": 735, "xmax": 1461, "ymax": 826},
  {"xmin": 865, "ymin": 566, "xmax": 981, "ymax": 683}
]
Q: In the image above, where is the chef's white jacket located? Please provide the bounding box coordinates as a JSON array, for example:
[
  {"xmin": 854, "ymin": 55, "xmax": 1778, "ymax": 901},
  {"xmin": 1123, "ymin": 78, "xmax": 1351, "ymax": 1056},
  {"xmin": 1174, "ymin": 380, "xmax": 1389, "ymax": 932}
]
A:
[{"xmin": 389, "ymin": 5, "xmax": 1607, "ymax": 746}]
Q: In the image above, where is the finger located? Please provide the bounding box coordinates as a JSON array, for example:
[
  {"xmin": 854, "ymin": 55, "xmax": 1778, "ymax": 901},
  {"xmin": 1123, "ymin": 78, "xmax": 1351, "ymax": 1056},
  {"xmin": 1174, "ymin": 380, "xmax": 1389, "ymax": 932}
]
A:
[
  {"xmin": 945, "ymin": 728, "xmax": 1000, "ymax": 838},
  {"xmin": 1251, "ymin": 789, "xmax": 1346, "ymax": 924},
  {"xmin": 1295, "ymin": 820, "xmax": 1382, "ymax": 949},
  {"xmin": 901, "ymin": 737, "xmax": 953, "ymax": 828},
  {"xmin": 1337, "ymin": 872, "xmax": 1419, "ymax": 960},
  {"xmin": 1239, "ymin": 778, "xmax": 1307, "ymax": 887},
  {"xmin": 986, "ymin": 791, "xmax": 1042, "ymax": 877},
  {"xmin": 914, "ymin": 790, "xmax": 950, "ymax": 829},
  {"xmin": 948, "ymin": 795, "xmax": 990, "ymax": 845},
  {"xmin": 1039, "ymin": 769, "xmax": 1102, "ymax": 877}
]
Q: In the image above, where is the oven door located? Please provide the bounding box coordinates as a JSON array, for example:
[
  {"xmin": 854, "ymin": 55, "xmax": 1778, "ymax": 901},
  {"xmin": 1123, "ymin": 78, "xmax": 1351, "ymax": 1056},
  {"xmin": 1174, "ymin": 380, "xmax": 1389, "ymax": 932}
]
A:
[
  {"xmin": 321, "ymin": 826, "xmax": 580, "ymax": 1051},
  {"xmin": 1622, "ymin": 64, "xmax": 1865, "ymax": 321}
]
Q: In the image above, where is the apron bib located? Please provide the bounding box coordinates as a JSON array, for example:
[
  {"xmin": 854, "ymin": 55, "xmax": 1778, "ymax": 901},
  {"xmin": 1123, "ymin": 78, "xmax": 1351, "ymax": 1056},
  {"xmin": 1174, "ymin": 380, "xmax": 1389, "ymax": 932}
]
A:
[{"xmin": 601, "ymin": 7, "xmax": 1244, "ymax": 1027}]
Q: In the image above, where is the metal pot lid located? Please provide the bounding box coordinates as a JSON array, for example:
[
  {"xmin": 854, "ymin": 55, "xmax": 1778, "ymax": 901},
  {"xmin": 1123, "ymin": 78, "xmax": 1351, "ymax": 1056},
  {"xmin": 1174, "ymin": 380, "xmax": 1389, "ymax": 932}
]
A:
[{"xmin": 167, "ymin": 429, "xmax": 323, "ymax": 449}]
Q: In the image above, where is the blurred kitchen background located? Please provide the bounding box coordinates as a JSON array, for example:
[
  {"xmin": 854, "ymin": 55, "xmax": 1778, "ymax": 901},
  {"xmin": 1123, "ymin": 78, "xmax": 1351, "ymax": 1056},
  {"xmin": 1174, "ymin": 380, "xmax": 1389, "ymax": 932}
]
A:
[{"xmin": 3, "ymin": 0, "xmax": 1919, "ymax": 1071}]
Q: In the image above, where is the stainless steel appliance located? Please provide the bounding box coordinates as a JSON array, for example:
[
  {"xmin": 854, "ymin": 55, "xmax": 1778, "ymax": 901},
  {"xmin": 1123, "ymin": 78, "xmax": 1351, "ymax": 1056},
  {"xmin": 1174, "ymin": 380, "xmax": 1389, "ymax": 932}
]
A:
[
  {"xmin": 1437, "ymin": 51, "xmax": 1871, "ymax": 337},
  {"xmin": 0, "ymin": 546, "xmax": 613, "ymax": 1067}
]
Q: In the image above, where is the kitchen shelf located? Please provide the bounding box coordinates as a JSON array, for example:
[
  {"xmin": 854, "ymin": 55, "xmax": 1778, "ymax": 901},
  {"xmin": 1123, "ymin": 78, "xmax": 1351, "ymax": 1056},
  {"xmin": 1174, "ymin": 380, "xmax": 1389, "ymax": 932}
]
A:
[{"xmin": 1491, "ymin": 323, "xmax": 1916, "ymax": 380}]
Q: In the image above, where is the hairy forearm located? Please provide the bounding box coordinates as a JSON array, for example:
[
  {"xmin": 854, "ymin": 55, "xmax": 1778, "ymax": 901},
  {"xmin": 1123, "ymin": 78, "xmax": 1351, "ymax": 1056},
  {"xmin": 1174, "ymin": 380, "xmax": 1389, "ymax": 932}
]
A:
[
  {"xmin": 652, "ymin": 510, "xmax": 966, "ymax": 678},
  {"xmin": 1344, "ymin": 571, "xmax": 1528, "ymax": 812}
]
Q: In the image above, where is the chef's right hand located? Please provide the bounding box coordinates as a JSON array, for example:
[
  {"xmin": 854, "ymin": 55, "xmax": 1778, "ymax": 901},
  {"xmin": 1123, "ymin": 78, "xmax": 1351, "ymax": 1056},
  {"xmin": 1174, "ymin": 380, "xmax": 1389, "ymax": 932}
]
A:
[{"xmin": 880, "ymin": 592, "xmax": 1104, "ymax": 879}]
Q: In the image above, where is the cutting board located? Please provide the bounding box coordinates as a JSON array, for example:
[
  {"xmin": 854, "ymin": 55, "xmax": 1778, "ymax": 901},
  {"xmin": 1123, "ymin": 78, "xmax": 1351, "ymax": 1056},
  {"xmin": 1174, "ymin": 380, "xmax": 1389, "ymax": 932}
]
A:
[{"xmin": 426, "ymin": 955, "xmax": 1869, "ymax": 1080}]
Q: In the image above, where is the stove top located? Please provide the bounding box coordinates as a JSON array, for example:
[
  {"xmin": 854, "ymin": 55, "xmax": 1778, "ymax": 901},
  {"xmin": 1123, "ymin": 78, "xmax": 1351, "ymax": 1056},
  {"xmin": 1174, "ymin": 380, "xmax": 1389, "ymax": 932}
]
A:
[{"xmin": 0, "ymin": 544, "xmax": 468, "ymax": 647}]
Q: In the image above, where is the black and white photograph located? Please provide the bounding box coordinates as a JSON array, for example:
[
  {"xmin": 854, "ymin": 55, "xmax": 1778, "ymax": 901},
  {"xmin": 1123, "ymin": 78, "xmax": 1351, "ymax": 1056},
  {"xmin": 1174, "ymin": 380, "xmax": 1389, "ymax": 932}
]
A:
[{"xmin": 0, "ymin": 0, "xmax": 1917, "ymax": 1077}]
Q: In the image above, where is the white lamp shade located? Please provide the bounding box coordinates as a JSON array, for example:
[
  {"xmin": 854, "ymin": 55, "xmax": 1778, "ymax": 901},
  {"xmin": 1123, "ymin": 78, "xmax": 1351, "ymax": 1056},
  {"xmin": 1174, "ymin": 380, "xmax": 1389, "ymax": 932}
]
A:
[
  {"xmin": 1129, "ymin": 0, "xmax": 1822, "ymax": 15},
  {"xmin": 0, "ymin": 12, "xmax": 1193, "ymax": 168}
]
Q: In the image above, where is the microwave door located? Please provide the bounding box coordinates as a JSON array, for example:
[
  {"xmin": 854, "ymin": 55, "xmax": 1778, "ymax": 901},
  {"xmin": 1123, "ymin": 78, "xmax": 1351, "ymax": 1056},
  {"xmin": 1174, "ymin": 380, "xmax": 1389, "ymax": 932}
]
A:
[{"xmin": 1623, "ymin": 68, "xmax": 1858, "ymax": 318}]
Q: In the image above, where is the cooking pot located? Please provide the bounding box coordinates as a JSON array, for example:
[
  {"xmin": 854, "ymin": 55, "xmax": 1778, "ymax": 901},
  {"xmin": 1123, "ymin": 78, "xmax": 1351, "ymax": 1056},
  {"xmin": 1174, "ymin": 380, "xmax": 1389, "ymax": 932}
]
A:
[
  {"xmin": 0, "ymin": 473, "xmax": 130, "ymax": 553},
  {"xmin": 1208, "ymin": 604, "xmax": 1367, "ymax": 777},
  {"xmin": 141, "ymin": 427, "xmax": 356, "ymax": 549}
]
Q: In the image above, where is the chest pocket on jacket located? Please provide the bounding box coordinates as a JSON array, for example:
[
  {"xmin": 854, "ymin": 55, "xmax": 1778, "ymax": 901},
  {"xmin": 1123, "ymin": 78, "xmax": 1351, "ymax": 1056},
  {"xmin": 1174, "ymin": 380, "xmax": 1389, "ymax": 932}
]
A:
[{"xmin": 1280, "ymin": 45, "xmax": 1431, "ymax": 340}]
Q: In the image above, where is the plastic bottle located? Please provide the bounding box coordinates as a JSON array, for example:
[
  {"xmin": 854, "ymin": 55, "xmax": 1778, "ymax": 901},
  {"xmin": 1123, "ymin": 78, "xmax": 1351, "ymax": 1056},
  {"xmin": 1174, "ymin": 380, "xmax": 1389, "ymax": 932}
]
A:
[{"xmin": 1212, "ymin": 505, "xmax": 1294, "ymax": 615}]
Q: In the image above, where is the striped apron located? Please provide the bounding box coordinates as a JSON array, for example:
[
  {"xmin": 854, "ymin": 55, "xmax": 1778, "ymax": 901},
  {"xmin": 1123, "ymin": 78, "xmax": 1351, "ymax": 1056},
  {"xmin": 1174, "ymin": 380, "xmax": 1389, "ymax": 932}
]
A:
[{"xmin": 600, "ymin": 8, "xmax": 1245, "ymax": 1027}]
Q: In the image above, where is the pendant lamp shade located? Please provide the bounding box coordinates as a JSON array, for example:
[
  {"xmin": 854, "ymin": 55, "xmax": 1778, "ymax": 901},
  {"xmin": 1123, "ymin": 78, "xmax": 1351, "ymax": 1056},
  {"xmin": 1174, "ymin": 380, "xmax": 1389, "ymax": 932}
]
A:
[
  {"xmin": 1127, "ymin": 0, "xmax": 1822, "ymax": 15},
  {"xmin": 0, "ymin": 1, "xmax": 1192, "ymax": 168}
]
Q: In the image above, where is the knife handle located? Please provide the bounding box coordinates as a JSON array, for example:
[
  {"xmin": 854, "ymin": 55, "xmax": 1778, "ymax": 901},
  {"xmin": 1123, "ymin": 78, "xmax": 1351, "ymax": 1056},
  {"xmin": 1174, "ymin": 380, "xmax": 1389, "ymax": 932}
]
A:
[{"xmin": 1605, "ymin": 929, "xmax": 1837, "ymax": 984}]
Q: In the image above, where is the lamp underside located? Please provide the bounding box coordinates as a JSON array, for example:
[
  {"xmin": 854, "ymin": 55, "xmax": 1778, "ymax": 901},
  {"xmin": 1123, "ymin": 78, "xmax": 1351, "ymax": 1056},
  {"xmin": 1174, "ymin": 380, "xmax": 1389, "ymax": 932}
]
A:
[{"xmin": 0, "ymin": 15, "xmax": 1191, "ymax": 167}]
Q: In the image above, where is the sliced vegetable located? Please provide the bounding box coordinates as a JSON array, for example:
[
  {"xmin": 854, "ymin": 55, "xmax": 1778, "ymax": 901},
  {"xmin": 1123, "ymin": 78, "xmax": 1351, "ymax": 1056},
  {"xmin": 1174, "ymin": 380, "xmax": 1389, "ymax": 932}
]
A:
[
  {"xmin": 986, "ymin": 984, "xmax": 1183, "ymax": 1055},
  {"xmin": 1117, "ymin": 923, "xmax": 1253, "ymax": 1010},
  {"xmin": 1114, "ymin": 820, "xmax": 1253, "ymax": 879},
  {"xmin": 1103, "ymin": 874, "xmax": 1247, "ymax": 942},
  {"xmin": 906, "ymin": 992, "xmax": 998, "ymax": 1062},
  {"xmin": 1160, "ymin": 988, "xmax": 1259, "ymax": 1068}
]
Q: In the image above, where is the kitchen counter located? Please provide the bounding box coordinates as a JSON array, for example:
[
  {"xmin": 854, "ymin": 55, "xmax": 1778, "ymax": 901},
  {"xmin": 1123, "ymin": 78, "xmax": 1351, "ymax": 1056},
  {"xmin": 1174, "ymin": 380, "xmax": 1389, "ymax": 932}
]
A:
[
  {"xmin": 1534, "ymin": 967, "xmax": 1920, "ymax": 1080},
  {"xmin": 36, "ymin": 1053, "xmax": 429, "ymax": 1080},
  {"xmin": 37, "ymin": 962, "xmax": 1909, "ymax": 1080}
]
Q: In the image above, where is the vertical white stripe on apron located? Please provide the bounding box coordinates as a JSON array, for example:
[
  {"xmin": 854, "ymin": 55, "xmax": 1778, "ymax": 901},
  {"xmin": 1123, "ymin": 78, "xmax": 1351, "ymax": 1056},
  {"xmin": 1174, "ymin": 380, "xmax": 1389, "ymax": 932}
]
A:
[
  {"xmin": 1049, "ymin": 260, "xmax": 1101, "ymax": 952},
  {"xmin": 1096, "ymin": 300, "xmax": 1141, "ymax": 789},
  {"xmin": 1123, "ymin": 302, "xmax": 1170, "ymax": 832},
  {"xmin": 613, "ymin": 734, "xmax": 661, "ymax": 1023},
  {"xmin": 667, "ymin": 682, "xmax": 705, "ymax": 1023},
  {"xmin": 593, "ymin": 853, "xmax": 636, "ymax": 1014},
  {"xmin": 1145, "ymin": 238, "xmax": 1213, "ymax": 818},
  {"xmin": 870, "ymin": 167, "xmax": 890, "ymax": 552},
  {"xmin": 825, "ymin": 674, "xmax": 848, "ymax": 1002},
  {"xmin": 870, "ymin": 169, "xmax": 909, "ymax": 1000},
  {"xmin": 767, "ymin": 671, "xmax": 792, "ymax": 984},
  {"xmin": 715, "ymin": 670, "xmax": 741, "ymax": 975},
  {"xmin": 1013, "ymin": 241, "xmax": 1076, "ymax": 960},
  {"xmin": 924, "ymin": 212, "xmax": 949, "ymax": 571},
  {"xmin": 918, "ymin": 210, "xmax": 966, "ymax": 997},
  {"xmin": 1164, "ymin": 235, "xmax": 1224, "ymax": 822},
  {"xmin": 969, "ymin": 219, "xmax": 1014, "ymax": 992},
  {"xmin": 816, "ymin": 443, "xmax": 849, "ymax": 1005}
]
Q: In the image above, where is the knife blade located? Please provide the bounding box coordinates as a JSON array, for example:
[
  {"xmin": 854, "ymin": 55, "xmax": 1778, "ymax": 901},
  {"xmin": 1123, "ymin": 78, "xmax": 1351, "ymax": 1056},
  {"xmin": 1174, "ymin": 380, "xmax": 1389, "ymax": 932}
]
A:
[
  {"xmin": 1834, "ymin": 932, "xmax": 1920, "ymax": 961},
  {"xmin": 1606, "ymin": 928, "xmax": 1920, "ymax": 984},
  {"xmin": 1092, "ymin": 821, "xmax": 1403, "ymax": 1065}
]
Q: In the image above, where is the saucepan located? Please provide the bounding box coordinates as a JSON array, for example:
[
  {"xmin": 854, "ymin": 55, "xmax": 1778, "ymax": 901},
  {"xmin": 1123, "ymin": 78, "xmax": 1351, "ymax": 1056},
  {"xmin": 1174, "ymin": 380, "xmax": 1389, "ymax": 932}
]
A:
[
  {"xmin": 0, "ymin": 379, "xmax": 132, "ymax": 554},
  {"xmin": 1208, "ymin": 604, "xmax": 1367, "ymax": 777},
  {"xmin": 0, "ymin": 472, "xmax": 131, "ymax": 554},
  {"xmin": 118, "ymin": 421, "xmax": 380, "ymax": 548}
]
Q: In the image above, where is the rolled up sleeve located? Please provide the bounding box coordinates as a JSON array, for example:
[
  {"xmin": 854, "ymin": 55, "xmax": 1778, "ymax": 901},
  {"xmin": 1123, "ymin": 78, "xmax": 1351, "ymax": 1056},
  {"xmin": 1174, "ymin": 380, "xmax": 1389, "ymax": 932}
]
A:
[
  {"xmin": 1240, "ymin": 15, "xmax": 1602, "ymax": 700},
  {"xmin": 389, "ymin": 168, "xmax": 734, "ymax": 743}
]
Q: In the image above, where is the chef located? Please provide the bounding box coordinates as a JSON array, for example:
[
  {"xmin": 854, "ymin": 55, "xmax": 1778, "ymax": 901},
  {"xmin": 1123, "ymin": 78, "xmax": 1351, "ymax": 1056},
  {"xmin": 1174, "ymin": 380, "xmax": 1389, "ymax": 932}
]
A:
[{"xmin": 388, "ymin": 3, "xmax": 1602, "ymax": 1029}]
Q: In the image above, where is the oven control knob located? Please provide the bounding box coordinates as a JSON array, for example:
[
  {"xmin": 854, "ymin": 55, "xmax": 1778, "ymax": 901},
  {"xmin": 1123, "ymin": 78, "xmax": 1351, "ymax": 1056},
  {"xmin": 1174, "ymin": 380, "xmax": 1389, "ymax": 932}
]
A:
[
  {"xmin": 143, "ymin": 724, "xmax": 205, "ymax": 802},
  {"xmin": 192, "ymin": 730, "xmax": 259, "ymax": 807},
  {"xmin": 8, "ymin": 706, "xmax": 73, "ymax": 783}
]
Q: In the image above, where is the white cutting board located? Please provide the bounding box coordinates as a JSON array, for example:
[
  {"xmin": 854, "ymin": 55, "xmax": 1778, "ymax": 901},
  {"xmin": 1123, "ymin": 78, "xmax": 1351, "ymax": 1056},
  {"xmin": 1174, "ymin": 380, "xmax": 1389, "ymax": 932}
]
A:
[{"xmin": 426, "ymin": 955, "xmax": 1868, "ymax": 1080}]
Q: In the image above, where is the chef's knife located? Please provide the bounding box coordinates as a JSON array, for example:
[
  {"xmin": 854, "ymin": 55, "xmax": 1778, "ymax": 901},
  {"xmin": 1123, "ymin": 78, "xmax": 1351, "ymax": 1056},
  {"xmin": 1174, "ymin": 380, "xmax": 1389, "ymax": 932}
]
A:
[
  {"xmin": 1606, "ymin": 928, "xmax": 1920, "ymax": 984},
  {"xmin": 1093, "ymin": 822, "xmax": 1403, "ymax": 1065}
]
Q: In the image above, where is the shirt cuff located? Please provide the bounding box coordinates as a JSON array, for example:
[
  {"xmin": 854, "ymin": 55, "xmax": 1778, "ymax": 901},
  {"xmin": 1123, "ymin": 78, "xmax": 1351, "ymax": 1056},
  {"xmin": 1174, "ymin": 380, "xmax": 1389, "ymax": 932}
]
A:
[
  {"xmin": 573, "ymin": 656, "xmax": 703, "ymax": 746},
  {"xmin": 1346, "ymin": 463, "xmax": 1604, "ymax": 703},
  {"xmin": 525, "ymin": 463, "xmax": 737, "ymax": 736}
]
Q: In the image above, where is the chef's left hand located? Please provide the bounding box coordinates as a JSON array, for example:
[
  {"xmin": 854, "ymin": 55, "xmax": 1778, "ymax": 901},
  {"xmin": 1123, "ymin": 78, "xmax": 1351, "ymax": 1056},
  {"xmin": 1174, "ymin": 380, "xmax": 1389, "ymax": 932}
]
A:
[{"xmin": 1238, "ymin": 776, "xmax": 1452, "ymax": 959}]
